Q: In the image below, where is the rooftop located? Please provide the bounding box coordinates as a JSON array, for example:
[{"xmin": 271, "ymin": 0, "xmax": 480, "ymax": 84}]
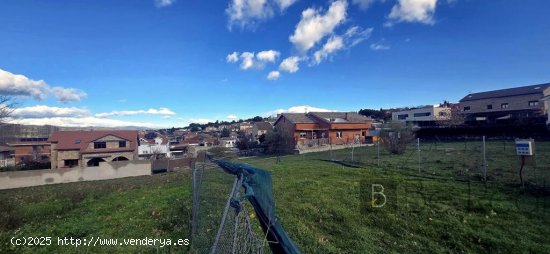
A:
[
  {"xmin": 459, "ymin": 83, "xmax": 550, "ymax": 102},
  {"xmin": 49, "ymin": 130, "xmax": 138, "ymax": 152}
]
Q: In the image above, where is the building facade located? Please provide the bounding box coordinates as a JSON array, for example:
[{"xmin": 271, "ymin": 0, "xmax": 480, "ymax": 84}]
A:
[
  {"xmin": 8, "ymin": 139, "xmax": 51, "ymax": 164},
  {"xmin": 458, "ymin": 83, "xmax": 550, "ymax": 124},
  {"xmin": 138, "ymin": 136, "xmax": 170, "ymax": 160},
  {"xmin": 274, "ymin": 112, "xmax": 372, "ymax": 147},
  {"xmin": 251, "ymin": 122, "xmax": 273, "ymax": 142},
  {"xmin": 391, "ymin": 105, "xmax": 451, "ymax": 126},
  {"xmin": 49, "ymin": 130, "xmax": 139, "ymax": 168}
]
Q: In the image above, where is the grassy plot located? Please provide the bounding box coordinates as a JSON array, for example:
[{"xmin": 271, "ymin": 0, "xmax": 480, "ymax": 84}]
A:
[
  {"xmin": 239, "ymin": 142, "xmax": 550, "ymax": 253},
  {"xmin": 0, "ymin": 171, "xmax": 192, "ymax": 253}
]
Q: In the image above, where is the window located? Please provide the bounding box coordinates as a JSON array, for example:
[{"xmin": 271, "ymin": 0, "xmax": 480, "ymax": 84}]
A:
[
  {"xmin": 361, "ymin": 131, "xmax": 367, "ymax": 137},
  {"xmin": 463, "ymin": 106, "xmax": 470, "ymax": 111},
  {"xmin": 528, "ymin": 101, "xmax": 539, "ymax": 107},
  {"xmin": 94, "ymin": 142, "xmax": 106, "ymax": 149},
  {"xmin": 501, "ymin": 103, "xmax": 509, "ymax": 109},
  {"xmin": 336, "ymin": 131, "xmax": 343, "ymax": 139},
  {"xmin": 486, "ymin": 104, "xmax": 492, "ymax": 110},
  {"xmin": 119, "ymin": 141, "xmax": 126, "ymax": 148},
  {"xmin": 397, "ymin": 114, "xmax": 408, "ymax": 120},
  {"xmin": 299, "ymin": 132, "xmax": 306, "ymax": 138},
  {"xmin": 64, "ymin": 159, "xmax": 78, "ymax": 168},
  {"xmin": 74, "ymin": 139, "xmax": 81, "ymax": 144},
  {"xmin": 439, "ymin": 111, "xmax": 448, "ymax": 116},
  {"xmin": 413, "ymin": 112, "xmax": 431, "ymax": 117}
]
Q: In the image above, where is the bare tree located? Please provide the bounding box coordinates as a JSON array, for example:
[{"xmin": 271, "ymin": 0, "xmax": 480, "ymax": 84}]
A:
[
  {"xmin": 150, "ymin": 146, "xmax": 167, "ymax": 160},
  {"xmin": 0, "ymin": 96, "xmax": 16, "ymax": 124},
  {"xmin": 437, "ymin": 106, "xmax": 465, "ymax": 128},
  {"xmin": 380, "ymin": 121, "xmax": 416, "ymax": 155}
]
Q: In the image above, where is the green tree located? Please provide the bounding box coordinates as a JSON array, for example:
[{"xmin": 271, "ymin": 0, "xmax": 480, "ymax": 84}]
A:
[{"xmin": 220, "ymin": 128, "xmax": 230, "ymax": 138}]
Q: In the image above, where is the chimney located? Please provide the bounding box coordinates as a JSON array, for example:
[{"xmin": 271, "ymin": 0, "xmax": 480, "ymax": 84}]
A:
[{"xmin": 345, "ymin": 112, "xmax": 348, "ymax": 120}]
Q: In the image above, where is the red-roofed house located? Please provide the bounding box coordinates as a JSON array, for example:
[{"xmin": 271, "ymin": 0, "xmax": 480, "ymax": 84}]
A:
[
  {"xmin": 7, "ymin": 140, "xmax": 51, "ymax": 165},
  {"xmin": 274, "ymin": 112, "xmax": 372, "ymax": 147},
  {"xmin": 48, "ymin": 130, "xmax": 139, "ymax": 168}
]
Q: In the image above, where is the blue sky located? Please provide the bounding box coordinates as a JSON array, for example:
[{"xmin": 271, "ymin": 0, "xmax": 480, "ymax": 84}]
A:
[{"xmin": 0, "ymin": 0, "xmax": 549, "ymax": 128}]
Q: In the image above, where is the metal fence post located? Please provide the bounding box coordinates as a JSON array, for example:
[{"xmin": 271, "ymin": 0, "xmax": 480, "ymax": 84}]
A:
[
  {"xmin": 377, "ymin": 140, "xmax": 380, "ymax": 167},
  {"xmin": 482, "ymin": 136, "xmax": 487, "ymax": 182},
  {"xmin": 417, "ymin": 138, "xmax": 421, "ymax": 174}
]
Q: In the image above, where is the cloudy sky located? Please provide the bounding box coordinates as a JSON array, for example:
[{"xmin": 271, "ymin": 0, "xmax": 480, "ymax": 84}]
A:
[{"xmin": 1, "ymin": 0, "xmax": 549, "ymax": 128}]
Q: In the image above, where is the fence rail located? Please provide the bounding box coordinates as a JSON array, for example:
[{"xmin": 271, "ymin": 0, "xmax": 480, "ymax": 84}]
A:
[{"xmin": 297, "ymin": 136, "xmax": 550, "ymax": 187}]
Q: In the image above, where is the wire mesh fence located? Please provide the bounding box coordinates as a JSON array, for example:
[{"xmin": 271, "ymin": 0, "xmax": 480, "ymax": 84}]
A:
[
  {"xmin": 191, "ymin": 159, "xmax": 270, "ymax": 254},
  {"xmin": 295, "ymin": 136, "xmax": 550, "ymax": 188}
]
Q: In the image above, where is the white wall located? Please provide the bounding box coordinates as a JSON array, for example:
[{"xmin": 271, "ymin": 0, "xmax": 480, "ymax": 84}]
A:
[
  {"xmin": 0, "ymin": 160, "xmax": 151, "ymax": 190},
  {"xmin": 392, "ymin": 107, "xmax": 450, "ymax": 122},
  {"xmin": 138, "ymin": 144, "xmax": 169, "ymax": 155}
]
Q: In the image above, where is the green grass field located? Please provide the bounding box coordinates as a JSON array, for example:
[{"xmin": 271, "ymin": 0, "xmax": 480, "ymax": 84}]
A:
[
  {"xmin": 1, "ymin": 140, "xmax": 550, "ymax": 253},
  {"xmin": 0, "ymin": 171, "xmax": 192, "ymax": 253},
  {"xmin": 233, "ymin": 141, "xmax": 550, "ymax": 253}
]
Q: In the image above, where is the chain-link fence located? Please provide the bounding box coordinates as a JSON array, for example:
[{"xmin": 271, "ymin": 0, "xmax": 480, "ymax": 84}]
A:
[
  {"xmin": 191, "ymin": 158, "xmax": 270, "ymax": 254},
  {"xmin": 295, "ymin": 137, "xmax": 550, "ymax": 187}
]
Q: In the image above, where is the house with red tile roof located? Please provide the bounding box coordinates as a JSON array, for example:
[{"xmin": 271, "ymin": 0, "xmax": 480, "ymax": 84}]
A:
[
  {"xmin": 48, "ymin": 130, "xmax": 139, "ymax": 168},
  {"xmin": 7, "ymin": 140, "xmax": 51, "ymax": 165},
  {"xmin": 274, "ymin": 112, "xmax": 372, "ymax": 147}
]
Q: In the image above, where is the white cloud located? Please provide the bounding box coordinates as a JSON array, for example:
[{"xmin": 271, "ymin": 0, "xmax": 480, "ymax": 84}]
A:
[
  {"xmin": 188, "ymin": 118, "xmax": 214, "ymax": 124},
  {"xmin": 267, "ymin": 71, "xmax": 280, "ymax": 80},
  {"xmin": 275, "ymin": 0, "xmax": 298, "ymax": 11},
  {"xmin": 0, "ymin": 69, "xmax": 49, "ymax": 100},
  {"xmin": 279, "ymin": 56, "xmax": 301, "ymax": 73},
  {"xmin": 11, "ymin": 105, "xmax": 90, "ymax": 118},
  {"xmin": 240, "ymin": 52, "xmax": 256, "ymax": 70},
  {"xmin": 256, "ymin": 50, "xmax": 280, "ymax": 63},
  {"xmin": 226, "ymin": 0, "xmax": 273, "ymax": 29},
  {"xmin": 226, "ymin": 114, "xmax": 239, "ymax": 120},
  {"xmin": 0, "ymin": 69, "xmax": 86, "ymax": 103},
  {"xmin": 370, "ymin": 42, "xmax": 391, "ymax": 50},
  {"xmin": 352, "ymin": 0, "xmax": 382, "ymax": 10},
  {"xmin": 311, "ymin": 26, "xmax": 373, "ymax": 65},
  {"xmin": 95, "ymin": 107, "xmax": 176, "ymax": 118},
  {"xmin": 226, "ymin": 52, "xmax": 239, "ymax": 63},
  {"xmin": 226, "ymin": 0, "xmax": 298, "ymax": 30},
  {"xmin": 386, "ymin": 0, "xmax": 438, "ymax": 26},
  {"xmin": 6, "ymin": 117, "xmax": 160, "ymax": 128},
  {"xmin": 264, "ymin": 105, "xmax": 335, "ymax": 117},
  {"xmin": 155, "ymin": 0, "xmax": 176, "ymax": 8},
  {"xmin": 346, "ymin": 26, "xmax": 374, "ymax": 47},
  {"xmin": 289, "ymin": 0, "xmax": 348, "ymax": 52},
  {"xmin": 51, "ymin": 87, "xmax": 87, "ymax": 103},
  {"xmin": 313, "ymin": 36, "xmax": 344, "ymax": 65},
  {"xmin": 227, "ymin": 50, "xmax": 280, "ymax": 70}
]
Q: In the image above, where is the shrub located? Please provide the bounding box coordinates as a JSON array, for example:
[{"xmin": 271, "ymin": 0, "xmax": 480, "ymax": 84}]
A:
[{"xmin": 380, "ymin": 121, "xmax": 416, "ymax": 155}]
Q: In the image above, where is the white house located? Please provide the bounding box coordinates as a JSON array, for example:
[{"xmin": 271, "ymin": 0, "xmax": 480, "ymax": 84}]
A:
[
  {"xmin": 138, "ymin": 137, "xmax": 170, "ymax": 159},
  {"xmin": 219, "ymin": 137, "xmax": 237, "ymax": 148},
  {"xmin": 392, "ymin": 105, "xmax": 451, "ymax": 126}
]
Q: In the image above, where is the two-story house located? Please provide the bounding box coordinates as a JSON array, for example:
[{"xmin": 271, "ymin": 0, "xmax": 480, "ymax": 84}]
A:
[
  {"xmin": 49, "ymin": 130, "xmax": 139, "ymax": 168},
  {"xmin": 274, "ymin": 112, "xmax": 372, "ymax": 147},
  {"xmin": 459, "ymin": 83, "xmax": 550, "ymax": 124},
  {"xmin": 138, "ymin": 135, "xmax": 170, "ymax": 160},
  {"xmin": 251, "ymin": 122, "xmax": 273, "ymax": 142},
  {"xmin": 391, "ymin": 105, "xmax": 452, "ymax": 126},
  {"xmin": 7, "ymin": 137, "xmax": 51, "ymax": 164}
]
